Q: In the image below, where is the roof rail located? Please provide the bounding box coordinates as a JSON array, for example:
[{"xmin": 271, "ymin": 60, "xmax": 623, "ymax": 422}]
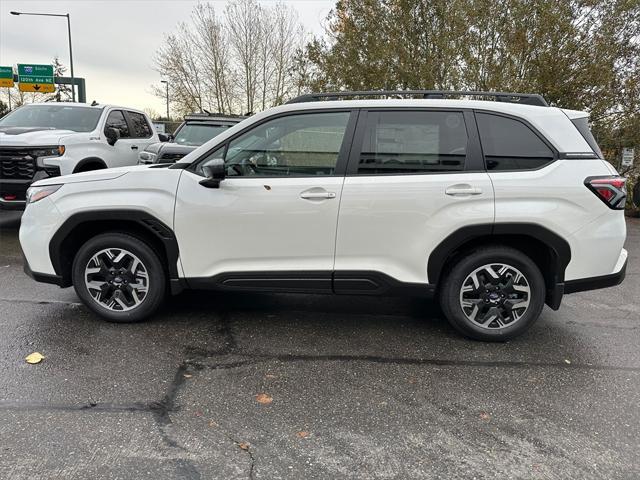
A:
[
  {"xmin": 286, "ymin": 90, "xmax": 549, "ymax": 107},
  {"xmin": 184, "ymin": 112, "xmax": 246, "ymax": 121}
]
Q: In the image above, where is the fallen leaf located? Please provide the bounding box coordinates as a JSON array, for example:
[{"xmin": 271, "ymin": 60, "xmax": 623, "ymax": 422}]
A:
[
  {"xmin": 479, "ymin": 412, "xmax": 491, "ymax": 420},
  {"xmin": 296, "ymin": 431, "xmax": 309, "ymax": 438},
  {"xmin": 25, "ymin": 352, "xmax": 44, "ymax": 364},
  {"xmin": 208, "ymin": 420, "xmax": 218, "ymax": 428},
  {"xmin": 238, "ymin": 442, "xmax": 250, "ymax": 450},
  {"xmin": 265, "ymin": 374, "xmax": 277, "ymax": 379},
  {"xmin": 255, "ymin": 393, "xmax": 273, "ymax": 404}
]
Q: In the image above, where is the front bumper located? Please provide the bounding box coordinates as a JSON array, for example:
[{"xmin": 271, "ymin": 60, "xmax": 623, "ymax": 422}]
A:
[{"xmin": 23, "ymin": 255, "xmax": 66, "ymax": 286}]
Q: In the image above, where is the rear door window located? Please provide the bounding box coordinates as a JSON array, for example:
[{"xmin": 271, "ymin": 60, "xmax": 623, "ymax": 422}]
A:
[
  {"xmin": 127, "ymin": 111, "xmax": 153, "ymax": 138},
  {"xmin": 356, "ymin": 110, "xmax": 468, "ymax": 174},
  {"xmin": 476, "ymin": 113, "xmax": 555, "ymax": 170}
]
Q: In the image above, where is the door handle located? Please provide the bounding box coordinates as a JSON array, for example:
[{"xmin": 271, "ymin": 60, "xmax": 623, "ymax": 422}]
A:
[
  {"xmin": 300, "ymin": 190, "xmax": 336, "ymax": 200},
  {"xmin": 445, "ymin": 185, "xmax": 483, "ymax": 196},
  {"xmin": 131, "ymin": 145, "xmax": 139, "ymax": 150}
]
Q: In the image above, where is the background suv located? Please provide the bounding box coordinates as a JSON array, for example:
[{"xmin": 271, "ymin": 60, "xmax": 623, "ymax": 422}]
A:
[
  {"xmin": 138, "ymin": 113, "xmax": 245, "ymax": 165},
  {"xmin": 19, "ymin": 91, "xmax": 627, "ymax": 341},
  {"xmin": 0, "ymin": 102, "xmax": 158, "ymax": 209}
]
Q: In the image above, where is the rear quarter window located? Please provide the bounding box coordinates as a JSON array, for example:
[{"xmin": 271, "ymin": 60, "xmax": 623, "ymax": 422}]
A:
[
  {"xmin": 476, "ymin": 113, "xmax": 555, "ymax": 171},
  {"xmin": 571, "ymin": 117, "xmax": 604, "ymax": 159}
]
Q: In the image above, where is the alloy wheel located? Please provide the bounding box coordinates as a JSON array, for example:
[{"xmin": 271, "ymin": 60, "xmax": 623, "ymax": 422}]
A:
[
  {"xmin": 459, "ymin": 263, "xmax": 531, "ymax": 330},
  {"xmin": 84, "ymin": 248, "xmax": 149, "ymax": 311}
]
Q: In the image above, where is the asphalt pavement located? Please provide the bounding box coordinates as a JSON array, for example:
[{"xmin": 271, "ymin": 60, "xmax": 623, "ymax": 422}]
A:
[{"xmin": 0, "ymin": 210, "xmax": 638, "ymax": 479}]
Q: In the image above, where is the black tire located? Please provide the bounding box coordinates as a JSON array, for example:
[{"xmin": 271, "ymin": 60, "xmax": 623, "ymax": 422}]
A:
[
  {"xmin": 72, "ymin": 232, "xmax": 165, "ymax": 322},
  {"xmin": 439, "ymin": 246, "xmax": 545, "ymax": 341}
]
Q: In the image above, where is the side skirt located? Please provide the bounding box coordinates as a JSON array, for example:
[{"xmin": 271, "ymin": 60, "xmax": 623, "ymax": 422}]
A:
[{"xmin": 184, "ymin": 270, "xmax": 434, "ymax": 297}]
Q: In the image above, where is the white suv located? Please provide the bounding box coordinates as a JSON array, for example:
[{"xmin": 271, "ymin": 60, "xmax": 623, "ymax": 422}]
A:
[
  {"xmin": 0, "ymin": 102, "xmax": 158, "ymax": 209},
  {"xmin": 19, "ymin": 91, "xmax": 628, "ymax": 341}
]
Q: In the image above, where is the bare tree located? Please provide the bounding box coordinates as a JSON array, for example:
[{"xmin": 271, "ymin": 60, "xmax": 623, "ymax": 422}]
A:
[
  {"xmin": 153, "ymin": 0, "xmax": 305, "ymax": 115},
  {"xmin": 270, "ymin": 3, "xmax": 305, "ymax": 104},
  {"xmin": 192, "ymin": 3, "xmax": 236, "ymax": 114},
  {"xmin": 225, "ymin": 0, "xmax": 263, "ymax": 113}
]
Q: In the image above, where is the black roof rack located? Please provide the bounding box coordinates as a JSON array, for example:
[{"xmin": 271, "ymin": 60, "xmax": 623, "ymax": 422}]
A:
[
  {"xmin": 184, "ymin": 112, "xmax": 246, "ymax": 120},
  {"xmin": 286, "ymin": 90, "xmax": 548, "ymax": 107}
]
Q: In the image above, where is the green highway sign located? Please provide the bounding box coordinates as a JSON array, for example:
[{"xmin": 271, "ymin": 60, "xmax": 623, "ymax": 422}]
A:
[
  {"xmin": 18, "ymin": 63, "xmax": 55, "ymax": 93},
  {"xmin": 18, "ymin": 64, "xmax": 53, "ymax": 77},
  {"xmin": 0, "ymin": 66, "xmax": 14, "ymax": 88},
  {"xmin": 18, "ymin": 75, "xmax": 54, "ymax": 84}
]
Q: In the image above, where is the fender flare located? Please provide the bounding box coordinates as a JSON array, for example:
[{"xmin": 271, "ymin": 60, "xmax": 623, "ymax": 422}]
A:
[
  {"xmin": 73, "ymin": 157, "xmax": 107, "ymax": 173},
  {"xmin": 427, "ymin": 222, "xmax": 572, "ymax": 287},
  {"xmin": 49, "ymin": 209, "xmax": 180, "ymax": 288}
]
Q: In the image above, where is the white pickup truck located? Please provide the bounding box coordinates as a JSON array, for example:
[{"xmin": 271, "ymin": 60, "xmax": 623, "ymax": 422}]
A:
[{"xmin": 0, "ymin": 102, "xmax": 159, "ymax": 209}]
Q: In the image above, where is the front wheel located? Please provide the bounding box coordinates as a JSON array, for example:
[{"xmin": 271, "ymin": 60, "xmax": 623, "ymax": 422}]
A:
[
  {"xmin": 439, "ymin": 246, "xmax": 545, "ymax": 341},
  {"xmin": 72, "ymin": 233, "xmax": 165, "ymax": 322}
]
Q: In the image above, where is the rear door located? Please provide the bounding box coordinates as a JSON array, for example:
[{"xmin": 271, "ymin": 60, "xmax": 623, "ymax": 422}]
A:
[
  {"xmin": 334, "ymin": 109, "xmax": 494, "ymax": 288},
  {"xmin": 125, "ymin": 110, "xmax": 158, "ymax": 160}
]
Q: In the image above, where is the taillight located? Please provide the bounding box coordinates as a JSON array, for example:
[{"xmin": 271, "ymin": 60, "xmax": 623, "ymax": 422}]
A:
[{"xmin": 585, "ymin": 176, "xmax": 627, "ymax": 210}]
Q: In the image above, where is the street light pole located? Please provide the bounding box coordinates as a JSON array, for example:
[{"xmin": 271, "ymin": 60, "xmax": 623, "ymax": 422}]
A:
[
  {"xmin": 160, "ymin": 80, "xmax": 169, "ymax": 120},
  {"xmin": 10, "ymin": 11, "xmax": 76, "ymax": 102}
]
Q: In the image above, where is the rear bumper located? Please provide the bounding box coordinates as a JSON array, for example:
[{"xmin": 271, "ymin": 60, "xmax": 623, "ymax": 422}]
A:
[{"xmin": 564, "ymin": 258, "xmax": 627, "ymax": 294}]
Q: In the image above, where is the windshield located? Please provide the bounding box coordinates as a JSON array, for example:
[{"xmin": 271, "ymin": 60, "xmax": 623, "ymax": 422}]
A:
[
  {"xmin": 174, "ymin": 123, "xmax": 229, "ymax": 146},
  {"xmin": 0, "ymin": 104, "xmax": 103, "ymax": 133}
]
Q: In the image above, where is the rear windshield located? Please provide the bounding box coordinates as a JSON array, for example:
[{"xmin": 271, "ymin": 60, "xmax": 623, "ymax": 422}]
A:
[
  {"xmin": 0, "ymin": 104, "xmax": 103, "ymax": 132},
  {"xmin": 571, "ymin": 117, "xmax": 603, "ymax": 158}
]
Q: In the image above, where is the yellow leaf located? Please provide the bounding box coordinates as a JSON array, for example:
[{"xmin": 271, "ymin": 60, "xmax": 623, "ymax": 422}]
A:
[
  {"xmin": 238, "ymin": 442, "xmax": 250, "ymax": 450},
  {"xmin": 255, "ymin": 393, "xmax": 273, "ymax": 404},
  {"xmin": 25, "ymin": 352, "xmax": 44, "ymax": 364}
]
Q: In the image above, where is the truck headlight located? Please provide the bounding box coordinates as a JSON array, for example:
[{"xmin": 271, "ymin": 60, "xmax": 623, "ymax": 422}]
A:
[
  {"xmin": 138, "ymin": 151, "xmax": 157, "ymax": 163},
  {"xmin": 32, "ymin": 146, "xmax": 65, "ymax": 158},
  {"xmin": 26, "ymin": 185, "xmax": 62, "ymax": 204}
]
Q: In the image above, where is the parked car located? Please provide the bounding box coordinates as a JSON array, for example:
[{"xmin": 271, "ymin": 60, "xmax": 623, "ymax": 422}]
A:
[
  {"xmin": 19, "ymin": 90, "xmax": 627, "ymax": 341},
  {"xmin": 0, "ymin": 102, "xmax": 158, "ymax": 210},
  {"xmin": 138, "ymin": 113, "xmax": 245, "ymax": 165}
]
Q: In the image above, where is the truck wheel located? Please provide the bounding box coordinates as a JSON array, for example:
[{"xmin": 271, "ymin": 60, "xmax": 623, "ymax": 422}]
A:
[
  {"xmin": 439, "ymin": 246, "xmax": 545, "ymax": 341},
  {"xmin": 72, "ymin": 232, "xmax": 165, "ymax": 322}
]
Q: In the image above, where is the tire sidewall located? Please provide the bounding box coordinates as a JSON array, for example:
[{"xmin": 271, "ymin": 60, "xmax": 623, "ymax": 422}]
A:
[
  {"xmin": 72, "ymin": 233, "xmax": 165, "ymax": 322},
  {"xmin": 440, "ymin": 247, "xmax": 546, "ymax": 341}
]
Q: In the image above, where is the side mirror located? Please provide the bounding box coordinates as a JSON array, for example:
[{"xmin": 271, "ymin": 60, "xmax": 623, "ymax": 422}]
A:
[
  {"xmin": 199, "ymin": 158, "xmax": 225, "ymax": 188},
  {"xmin": 158, "ymin": 133, "xmax": 170, "ymax": 142},
  {"xmin": 105, "ymin": 127, "xmax": 120, "ymax": 146}
]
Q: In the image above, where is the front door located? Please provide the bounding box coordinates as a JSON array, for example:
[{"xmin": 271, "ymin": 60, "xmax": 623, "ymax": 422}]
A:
[
  {"xmin": 174, "ymin": 110, "xmax": 356, "ymax": 288},
  {"xmin": 103, "ymin": 109, "xmax": 139, "ymax": 168}
]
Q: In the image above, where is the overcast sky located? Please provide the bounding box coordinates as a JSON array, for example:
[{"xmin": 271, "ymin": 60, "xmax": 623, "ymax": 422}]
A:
[{"xmin": 0, "ymin": 0, "xmax": 333, "ymax": 112}]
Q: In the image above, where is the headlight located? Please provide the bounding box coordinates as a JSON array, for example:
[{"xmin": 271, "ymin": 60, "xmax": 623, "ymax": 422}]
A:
[
  {"xmin": 26, "ymin": 185, "xmax": 62, "ymax": 204},
  {"xmin": 138, "ymin": 151, "xmax": 157, "ymax": 163},
  {"xmin": 31, "ymin": 146, "xmax": 65, "ymax": 158}
]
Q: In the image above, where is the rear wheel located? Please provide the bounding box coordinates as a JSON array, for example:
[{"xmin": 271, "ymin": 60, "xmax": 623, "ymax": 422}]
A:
[
  {"xmin": 72, "ymin": 233, "xmax": 165, "ymax": 322},
  {"xmin": 439, "ymin": 246, "xmax": 545, "ymax": 341}
]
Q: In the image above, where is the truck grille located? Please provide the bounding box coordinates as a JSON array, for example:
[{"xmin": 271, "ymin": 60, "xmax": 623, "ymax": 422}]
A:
[
  {"xmin": 160, "ymin": 152, "xmax": 186, "ymax": 161},
  {"xmin": 0, "ymin": 150, "xmax": 36, "ymax": 180}
]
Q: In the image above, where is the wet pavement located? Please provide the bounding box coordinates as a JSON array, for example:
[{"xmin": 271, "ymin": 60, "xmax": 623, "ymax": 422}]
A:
[{"xmin": 0, "ymin": 210, "xmax": 638, "ymax": 479}]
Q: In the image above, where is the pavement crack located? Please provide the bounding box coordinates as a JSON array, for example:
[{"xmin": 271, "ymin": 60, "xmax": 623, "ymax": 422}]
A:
[
  {"xmin": 0, "ymin": 297, "xmax": 83, "ymax": 306},
  {"xmin": 151, "ymin": 362, "xmax": 191, "ymax": 450},
  {"xmin": 192, "ymin": 352, "xmax": 640, "ymax": 373}
]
